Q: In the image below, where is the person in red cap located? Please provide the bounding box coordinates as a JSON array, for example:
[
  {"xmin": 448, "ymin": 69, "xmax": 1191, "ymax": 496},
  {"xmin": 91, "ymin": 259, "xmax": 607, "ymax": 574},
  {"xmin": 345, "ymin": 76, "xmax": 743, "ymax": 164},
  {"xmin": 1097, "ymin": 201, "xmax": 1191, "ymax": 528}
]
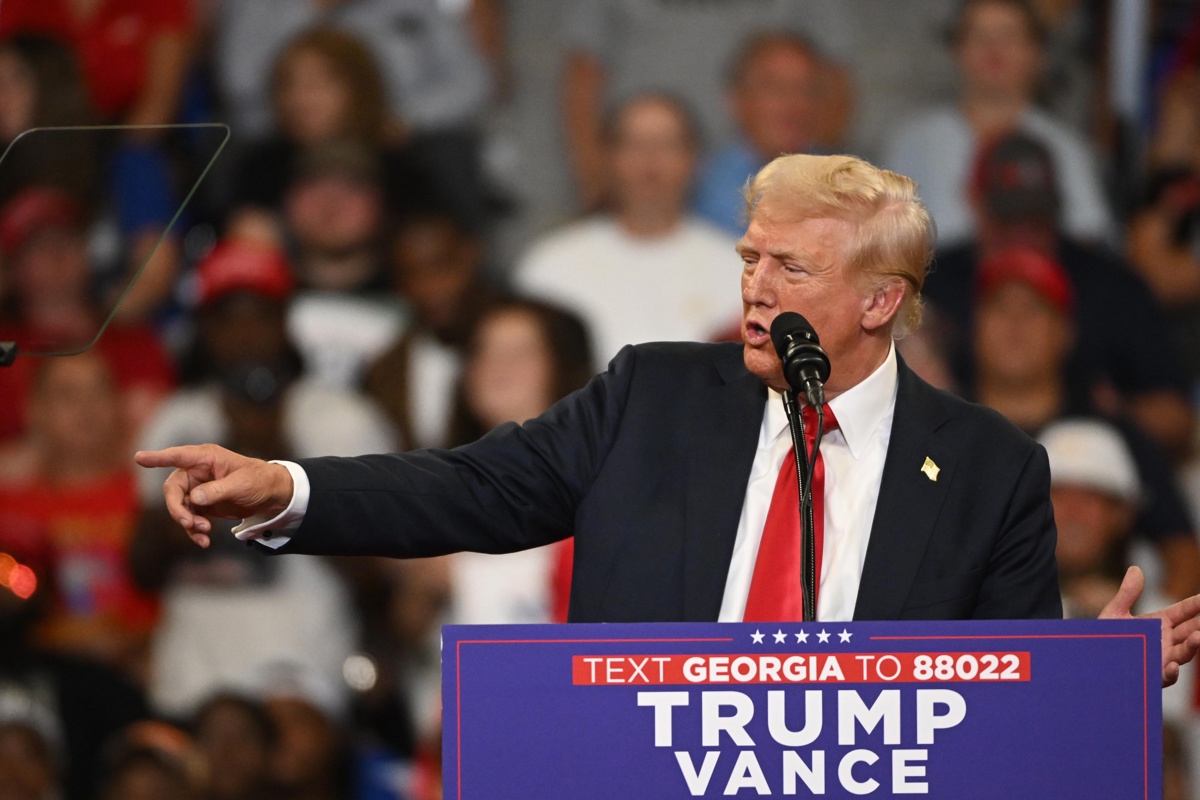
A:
[
  {"xmin": 0, "ymin": 186, "xmax": 175, "ymax": 446},
  {"xmin": 970, "ymin": 246, "xmax": 1200, "ymax": 601},
  {"xmin": 925, "ymin": 130, "xmax": 1195, "ymax": 461},
  {"xmin": 130, "ymin": 237, "xmax": 393, "ymax": 719},
  {"xmin": 192, "ymin": 239, "xmax": 295, "ymax": 309},
  {"xmin": 0, "ymin": 187, "xmax": 100, "ymax": 351}
]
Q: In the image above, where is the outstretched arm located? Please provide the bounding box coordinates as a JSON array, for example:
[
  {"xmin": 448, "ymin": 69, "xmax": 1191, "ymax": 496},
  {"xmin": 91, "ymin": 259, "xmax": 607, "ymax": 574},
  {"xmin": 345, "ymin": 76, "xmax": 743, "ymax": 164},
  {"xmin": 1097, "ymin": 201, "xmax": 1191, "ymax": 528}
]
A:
[
  {"xmin": 133, "ymin": 445, "xmax": 294, "ymax": 548},
  {"xmin": 1100, "ymin": 565, "xmax": 1200, "ymax": 687}
]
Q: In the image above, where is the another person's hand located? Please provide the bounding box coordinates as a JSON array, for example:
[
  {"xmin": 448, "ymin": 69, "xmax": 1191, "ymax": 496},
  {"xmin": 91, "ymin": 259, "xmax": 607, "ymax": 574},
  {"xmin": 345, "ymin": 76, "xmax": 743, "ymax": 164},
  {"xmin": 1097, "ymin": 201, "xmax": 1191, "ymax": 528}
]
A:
[
  {"xmin": 134, "ymin": 444, "xmax": 294, "ymax": 548},
  {"xmin": 1099, "ymin": 566, "xmax": 1200, "ymax": 687}
]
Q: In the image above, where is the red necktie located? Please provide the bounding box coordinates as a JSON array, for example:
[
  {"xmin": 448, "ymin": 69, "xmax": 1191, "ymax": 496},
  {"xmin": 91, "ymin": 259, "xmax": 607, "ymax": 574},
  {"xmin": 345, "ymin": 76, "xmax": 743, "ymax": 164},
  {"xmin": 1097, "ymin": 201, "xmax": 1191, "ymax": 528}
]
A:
[{"xmin": 743, "ymin": 404, "xmax": 838, "ymax": 622}]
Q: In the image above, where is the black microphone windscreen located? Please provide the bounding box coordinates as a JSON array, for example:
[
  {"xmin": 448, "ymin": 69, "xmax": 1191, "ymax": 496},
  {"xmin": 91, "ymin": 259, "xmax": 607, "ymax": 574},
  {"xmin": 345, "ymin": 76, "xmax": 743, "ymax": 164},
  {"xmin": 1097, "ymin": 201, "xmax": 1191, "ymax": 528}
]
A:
[
  {"xmin": 770, "ymin": 311, "xmax": 831, "ymax": 393},
  {"xmin": 770, "ymin": 312, "xmax": 819, "ymax": 358}
]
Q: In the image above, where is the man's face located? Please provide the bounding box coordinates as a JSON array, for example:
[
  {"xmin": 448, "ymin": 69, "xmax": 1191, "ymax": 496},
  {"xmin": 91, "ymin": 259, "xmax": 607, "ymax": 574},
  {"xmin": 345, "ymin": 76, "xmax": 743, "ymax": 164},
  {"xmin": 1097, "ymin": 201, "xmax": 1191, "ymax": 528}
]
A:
[
  {"xmin": 285, "ymin": 175, "xmax": 381, "ymax": 256},
  {"xmin": 31, "ymin": 352, "xmax": 122, "ymax": 460},
  {"xmin": 608, "ymin": 98, "xmax": 696, "ymax": 218},
  {"xmin": 739, "ymin": 213, "xmax": 886, "ymax": 395},
  {"xmin": 956, "ymin": 1, "xmax": 1042, "ymax": 99},
  {"xmin": 1051, "ymin": 484, "xmax": 1131, "ymax": 576},
  {"xmin": 392, "ymin": 219, "xmax": 480, "ymax": 336},
  {"xmin": 733, "ymin": 43, "xmax": 817, "ymax": 159},
  {"xmin": 973, "ymin": 281, "xmax": 1070, "ymax": 386},
  {"xmin": 201, "ymin": 295, "xmax": 290, "ymax": 370},
  {"xmin": 13, "ymin": 227, "xmax": 89, "ymax": 307}
]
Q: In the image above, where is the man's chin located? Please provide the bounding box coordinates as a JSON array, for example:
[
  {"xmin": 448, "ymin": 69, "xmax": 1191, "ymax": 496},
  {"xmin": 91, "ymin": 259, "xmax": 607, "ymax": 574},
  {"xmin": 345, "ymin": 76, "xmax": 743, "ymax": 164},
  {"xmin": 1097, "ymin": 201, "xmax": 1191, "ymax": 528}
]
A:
[{"xmin": 743, "ymin": 345, "xmax": 785, "ymax": 391}]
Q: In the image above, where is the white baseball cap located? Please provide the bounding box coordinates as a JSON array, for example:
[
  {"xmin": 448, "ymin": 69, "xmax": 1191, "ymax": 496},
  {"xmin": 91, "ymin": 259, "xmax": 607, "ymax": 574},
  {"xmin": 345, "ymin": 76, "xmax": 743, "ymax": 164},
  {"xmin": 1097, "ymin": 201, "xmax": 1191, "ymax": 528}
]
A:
[{"xmin": 1038, "ymin": 419, "xmax": 1140, "ymax": 504}]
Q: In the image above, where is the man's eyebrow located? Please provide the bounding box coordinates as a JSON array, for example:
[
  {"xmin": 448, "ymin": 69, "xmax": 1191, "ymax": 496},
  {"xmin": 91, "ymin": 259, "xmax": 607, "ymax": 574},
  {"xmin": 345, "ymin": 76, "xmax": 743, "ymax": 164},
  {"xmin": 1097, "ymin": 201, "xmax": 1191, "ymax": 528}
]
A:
[
  {"xmin": 769, "ymin": 248, "xmax": 805, "ymax": 262},
  {"xmin": 735, "ymin": 242, "xmax": 813, "ymax": 264}
]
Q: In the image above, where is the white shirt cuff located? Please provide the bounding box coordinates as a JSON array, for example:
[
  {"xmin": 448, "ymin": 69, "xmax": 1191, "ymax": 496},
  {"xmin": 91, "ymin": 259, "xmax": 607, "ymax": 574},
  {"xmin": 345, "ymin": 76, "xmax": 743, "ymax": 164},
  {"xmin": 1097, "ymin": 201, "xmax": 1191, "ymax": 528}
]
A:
[{"xmin": 231, "ymin": 460, "xmax": 311, "ymax": 550}]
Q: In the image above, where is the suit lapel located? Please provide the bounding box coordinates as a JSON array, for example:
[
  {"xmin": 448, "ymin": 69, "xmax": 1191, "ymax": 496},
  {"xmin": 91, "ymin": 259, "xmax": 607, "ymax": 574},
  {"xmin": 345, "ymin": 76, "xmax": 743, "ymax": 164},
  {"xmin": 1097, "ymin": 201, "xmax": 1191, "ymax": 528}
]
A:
[
  {"xmin": 853, "ymin": 359, "xmax": 956, "ymax": 620},
  {"xmin": 682, "ymin": 351, "xmax": 766, "ymax": 621}
]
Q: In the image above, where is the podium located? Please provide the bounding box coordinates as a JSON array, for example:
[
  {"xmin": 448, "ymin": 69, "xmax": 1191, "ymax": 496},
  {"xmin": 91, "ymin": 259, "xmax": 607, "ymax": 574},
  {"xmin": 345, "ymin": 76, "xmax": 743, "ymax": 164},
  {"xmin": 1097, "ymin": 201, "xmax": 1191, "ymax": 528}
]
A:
[{"xmin": 444, "ymin": 619, "xmax": 1161, "ymax": 798}]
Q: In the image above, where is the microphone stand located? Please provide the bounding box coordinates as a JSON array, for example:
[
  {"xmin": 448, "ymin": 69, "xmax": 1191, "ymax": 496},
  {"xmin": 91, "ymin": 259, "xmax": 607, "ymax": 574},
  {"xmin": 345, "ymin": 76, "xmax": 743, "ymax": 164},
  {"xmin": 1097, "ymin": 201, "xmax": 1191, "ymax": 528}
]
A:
[{"xmin": 781, "ymin": 390, "xmax": 825, "ymax": 622}]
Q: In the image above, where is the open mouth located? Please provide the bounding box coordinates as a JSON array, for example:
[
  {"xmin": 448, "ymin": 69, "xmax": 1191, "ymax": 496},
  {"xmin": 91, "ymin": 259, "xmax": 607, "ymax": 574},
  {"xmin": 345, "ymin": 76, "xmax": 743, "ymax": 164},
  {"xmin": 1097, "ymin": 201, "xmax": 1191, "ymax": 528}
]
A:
[{"xmin": 744, "ymin": 319, "xmax": 770, "ymax": 345}]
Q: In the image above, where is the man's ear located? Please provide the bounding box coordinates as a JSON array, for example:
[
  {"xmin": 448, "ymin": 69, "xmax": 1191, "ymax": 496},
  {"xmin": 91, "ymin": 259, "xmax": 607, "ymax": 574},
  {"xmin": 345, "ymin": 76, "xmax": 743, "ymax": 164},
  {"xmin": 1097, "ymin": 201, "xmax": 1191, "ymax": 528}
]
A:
[{"xmin": 861, "ymin": 278, "xmax": 906, "ymax": 332}]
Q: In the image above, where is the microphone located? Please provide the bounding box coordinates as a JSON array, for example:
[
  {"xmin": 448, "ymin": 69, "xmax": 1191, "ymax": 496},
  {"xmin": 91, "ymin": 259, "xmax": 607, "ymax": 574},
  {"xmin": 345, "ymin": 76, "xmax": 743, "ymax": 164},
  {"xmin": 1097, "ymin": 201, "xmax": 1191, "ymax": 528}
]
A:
[{"xmin": 770, "ymin": 312, "xmax": 831, "ymax": 407}]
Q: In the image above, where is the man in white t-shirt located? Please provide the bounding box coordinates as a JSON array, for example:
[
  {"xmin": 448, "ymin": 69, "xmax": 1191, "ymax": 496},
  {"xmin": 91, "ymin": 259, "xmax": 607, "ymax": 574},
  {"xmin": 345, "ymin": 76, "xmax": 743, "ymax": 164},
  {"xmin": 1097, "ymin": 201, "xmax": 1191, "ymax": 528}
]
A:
[
  {"xmin": 559, "ymin": 0, "xmax": 856, "ymax": 208},
  {"xmin": 516, "ymin": 92, "xmax": 740, "ymax": 365},
  {"xmin": 882, "ymin": 0, "xmax": 1112, "ymax": 247}
]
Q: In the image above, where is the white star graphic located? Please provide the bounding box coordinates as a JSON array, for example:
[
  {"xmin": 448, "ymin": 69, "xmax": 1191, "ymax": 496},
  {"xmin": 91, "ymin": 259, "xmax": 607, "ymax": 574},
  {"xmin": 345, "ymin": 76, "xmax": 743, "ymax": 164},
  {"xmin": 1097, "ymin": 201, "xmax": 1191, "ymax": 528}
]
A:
[
  {"xmin": 795, "ymin": 630, "xmax": 809, "ymax": 643},
  {"xmin": 817, "ymin": 629, "xmax": 831, "ymax": 643},
  {"xmin": 838, "ymin": 629, "xmax": 852, "ymax": 643},
  {"xmin": 773, "ymin": 629, "xmax": 787, "ymax": 644},
  {"xmin": 751, "ymin": 630, "xmax": 765, "ymax": 644}
]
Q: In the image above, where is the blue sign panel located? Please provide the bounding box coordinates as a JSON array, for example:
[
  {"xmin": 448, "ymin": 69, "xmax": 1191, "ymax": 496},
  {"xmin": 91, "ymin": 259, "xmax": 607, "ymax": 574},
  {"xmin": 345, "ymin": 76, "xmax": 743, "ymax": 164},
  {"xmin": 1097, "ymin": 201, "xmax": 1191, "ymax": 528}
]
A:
[{"xmin": 443, "ymin": 620, "xmax": 1160, "ymax": 798}]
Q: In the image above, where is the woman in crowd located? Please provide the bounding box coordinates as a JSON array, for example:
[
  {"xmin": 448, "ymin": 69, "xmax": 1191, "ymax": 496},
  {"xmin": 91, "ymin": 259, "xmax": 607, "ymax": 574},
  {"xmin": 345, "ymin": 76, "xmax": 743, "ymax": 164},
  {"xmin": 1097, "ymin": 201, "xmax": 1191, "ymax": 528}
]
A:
[
  {"xmin": 883, "ymin": 0, "xmax": 1110, "ymax": 247},
  {"xmin": 448, "ymin": 298, "xmax": 594, "ymax": 447},
  {"xmin": 347, "ymin": 299, "xmax": 592, "ymax": 799},
  {"xmin": 447, "ymin": 297, "xmax": 594, "ymax": 625},
  {"xmin": 227, "ymin": 27, "xmax": 471, "ymax": 237}
]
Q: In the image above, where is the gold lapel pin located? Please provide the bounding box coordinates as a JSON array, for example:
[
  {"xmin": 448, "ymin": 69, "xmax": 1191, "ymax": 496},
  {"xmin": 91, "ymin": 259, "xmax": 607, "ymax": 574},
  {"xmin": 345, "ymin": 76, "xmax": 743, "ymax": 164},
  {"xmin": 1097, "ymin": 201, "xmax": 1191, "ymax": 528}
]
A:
[{"xmin": 921, "ymin": 456, "xmax": 940, "ymax": 482}]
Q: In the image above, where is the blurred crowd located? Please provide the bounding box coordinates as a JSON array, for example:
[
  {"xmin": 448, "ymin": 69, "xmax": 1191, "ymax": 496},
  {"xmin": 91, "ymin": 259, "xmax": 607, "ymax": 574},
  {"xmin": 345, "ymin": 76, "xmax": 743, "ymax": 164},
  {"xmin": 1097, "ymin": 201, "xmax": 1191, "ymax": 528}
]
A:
[{"xmin": 0, "ymin": 0, "xmax": 1198, "ymax": 797}]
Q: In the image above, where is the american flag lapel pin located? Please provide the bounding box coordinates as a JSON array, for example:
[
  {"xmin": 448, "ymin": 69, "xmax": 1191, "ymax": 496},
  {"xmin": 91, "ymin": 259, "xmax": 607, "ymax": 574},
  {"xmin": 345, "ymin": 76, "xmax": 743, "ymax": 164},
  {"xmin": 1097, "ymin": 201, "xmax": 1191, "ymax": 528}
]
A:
[{"xmin": 921, "ymin": 456, "xmax": 940, "ymax": 482}]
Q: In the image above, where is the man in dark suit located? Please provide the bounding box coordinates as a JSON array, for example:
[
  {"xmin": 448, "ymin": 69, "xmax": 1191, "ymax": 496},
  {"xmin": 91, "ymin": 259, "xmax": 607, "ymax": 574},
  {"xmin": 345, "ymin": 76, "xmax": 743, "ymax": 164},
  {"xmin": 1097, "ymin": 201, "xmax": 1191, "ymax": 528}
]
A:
[{"xmin": 137, "ymin": 154, "xmax": 1200, "ymax": 684}]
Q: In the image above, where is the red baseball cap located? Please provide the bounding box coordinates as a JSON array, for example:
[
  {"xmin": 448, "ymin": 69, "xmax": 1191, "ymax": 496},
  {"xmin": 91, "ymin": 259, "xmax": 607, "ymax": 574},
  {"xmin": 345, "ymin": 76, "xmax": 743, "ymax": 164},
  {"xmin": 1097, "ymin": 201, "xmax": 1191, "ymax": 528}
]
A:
[
  {"xmin": 194, "ymin": 240, "xmax": 294, "ymax": 307},
  {"xmin": 976, "ymin": 247, "xmax": 1073, "ymax": 315},
  {"xmin": 0, "ymin": 188, "xmax": 82, "ymax": 257}
]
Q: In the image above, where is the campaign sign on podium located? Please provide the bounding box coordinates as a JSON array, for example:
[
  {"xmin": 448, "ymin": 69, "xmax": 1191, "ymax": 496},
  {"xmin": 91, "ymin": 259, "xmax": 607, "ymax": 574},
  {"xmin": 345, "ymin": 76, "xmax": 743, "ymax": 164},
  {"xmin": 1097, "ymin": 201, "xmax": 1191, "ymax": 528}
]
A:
[{"xmin": 443, "ymin": 619, "xmax": 1160, "ymax": 798}]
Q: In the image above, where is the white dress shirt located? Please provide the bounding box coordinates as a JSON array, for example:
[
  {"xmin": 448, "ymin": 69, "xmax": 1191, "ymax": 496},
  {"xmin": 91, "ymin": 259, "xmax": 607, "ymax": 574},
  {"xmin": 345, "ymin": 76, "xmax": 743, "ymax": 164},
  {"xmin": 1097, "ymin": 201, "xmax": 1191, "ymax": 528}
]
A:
[
  {"xmin": 717, "ymin": 343, "xmax": 898, "ymax": 622},
  {"xmin": 237, "ymin": 345, "xmax": 899, "ymax": 623}
]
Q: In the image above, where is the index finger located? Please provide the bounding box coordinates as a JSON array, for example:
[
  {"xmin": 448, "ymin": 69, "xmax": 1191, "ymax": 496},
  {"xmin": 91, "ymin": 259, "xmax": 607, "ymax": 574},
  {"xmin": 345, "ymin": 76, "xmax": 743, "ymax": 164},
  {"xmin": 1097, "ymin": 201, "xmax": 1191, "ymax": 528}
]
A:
[{"xmin": 135, "ymin": 446, "xmax": 211, "ymax": 470}]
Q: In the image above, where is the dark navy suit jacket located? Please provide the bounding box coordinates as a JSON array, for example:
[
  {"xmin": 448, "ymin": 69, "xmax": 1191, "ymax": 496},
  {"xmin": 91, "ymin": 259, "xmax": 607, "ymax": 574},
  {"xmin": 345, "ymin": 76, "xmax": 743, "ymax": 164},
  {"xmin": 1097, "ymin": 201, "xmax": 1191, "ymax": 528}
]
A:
[{"xmin": 284, "ymin": 342, "xmax": 1062, "ymax": 621}]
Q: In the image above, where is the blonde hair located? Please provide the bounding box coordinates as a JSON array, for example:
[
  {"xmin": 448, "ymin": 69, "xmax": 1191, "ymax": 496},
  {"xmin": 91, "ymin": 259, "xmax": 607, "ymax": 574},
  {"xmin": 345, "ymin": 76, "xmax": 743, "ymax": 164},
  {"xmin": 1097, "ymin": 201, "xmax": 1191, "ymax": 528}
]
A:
[
  {"xmin": 272, "ymin": 27, "xmax": 388, "ymax": 145},
  {"xmin": 743, "ymin": 154, "xmax": 935, "ymax": 334}
]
